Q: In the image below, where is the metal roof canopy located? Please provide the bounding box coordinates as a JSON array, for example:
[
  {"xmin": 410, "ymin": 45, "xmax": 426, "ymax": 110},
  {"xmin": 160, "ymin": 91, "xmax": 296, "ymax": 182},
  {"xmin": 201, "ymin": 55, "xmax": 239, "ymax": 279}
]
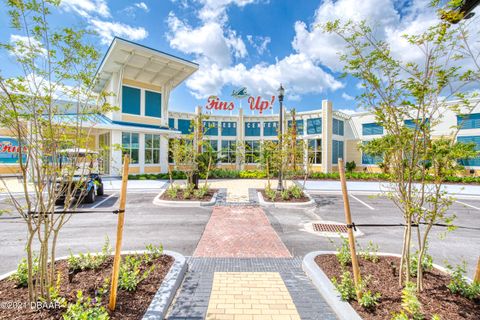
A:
[{"xmin": 94, "ymin": 37, "xmax": 199, "ymax": 93}]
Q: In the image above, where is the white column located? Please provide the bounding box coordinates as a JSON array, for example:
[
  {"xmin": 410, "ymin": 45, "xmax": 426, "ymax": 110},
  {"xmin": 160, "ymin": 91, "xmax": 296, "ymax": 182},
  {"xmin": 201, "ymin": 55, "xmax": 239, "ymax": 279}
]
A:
[
  {"xmin": 110, "ymin": 131, "xmax": 123, "ymax": 175},
  {"xmin": 322, "ymin": 100, "xmax": 333, "ymax": 173},
  {"xmin": 238, "ymin": 107, "xmax": 244, "ymax": 170},
  {"xmin": 160, "ymin": 135, "xmax": 169, "ymax": 173},
  {"xmin": 139, "ymin": 133, "xmax": 145, "ymax": 174},
  {"xmin": 161, "ymin": 84, "xmax": 172, "ymax": 127}
]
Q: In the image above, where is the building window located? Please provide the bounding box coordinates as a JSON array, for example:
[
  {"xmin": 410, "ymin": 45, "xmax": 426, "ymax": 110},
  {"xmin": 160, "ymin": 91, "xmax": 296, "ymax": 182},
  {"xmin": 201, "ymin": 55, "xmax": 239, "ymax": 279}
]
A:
[
  {"xmin": 333, "ymin": 118, "xmax": 344, "ymax": 136},
  {"xmin": 122, "ymin": 86, "xmax": 141, "ymax": 115},
  {"xmin": 145, "ymin": 134, "xmax": 161, "ymax": 164},
  {"xmin": 263, "ymin": 121, "xmax": 278, "ymax": 136},
  {"xmin": 221, "ymin": 140, "xmax": 236, "ymax": 163},
  {"xmin": 145, "ymin": 90, "xmax": 162, "ymax": 118},
  {"xmin": 202, "ymin": 140, "xmax": 218, "ymax": 152},
  {"xmin": 288, "ymin": 120, "xmax": 304, "ymax": 135},
  {"xmin": 361, "ymin": 142, "xmax": 383, "ymax": 165},
  {"xmin": 122, "ymin": 132, "xmax": 139, "ymax": 164},
  {"xmin": 332, "ymin": 140, "xmax": 344, "ymax": 164},
  {"xmin": 245, "ymin": 140, "xmax": 260, "ymax": 163},
  {"xmin": 178, "ymin": 119, "xmax": 192, "ymax": 134},
  {"xmin": 404, "ymin": 118, "xmax": 429, "ymax": 130},
  {"xmin": 221, "ymin": 122, "xmax": 237, "ymax": 136},
  {"xmin": 168, "ymin": 139, "xmax": 174, "ymax": 163},
  {"xmin": 457, "ymin": 136, "xmax": 480, "ymax": 166},
  {"xmin": 203, "ymin": 121, "xmax": 219, "ymax": 136},
  {"xmin": 362, "ymin": 123, "xmax": 383, "ymax": 135},
  {"xmin": 457, "ymin": 113, "xmax": 480, "ymax": 130},
  {"xmin": 169, "ymin": 118, "xmax": 175, "ymax": 129},
  {"xmin": 245, "ymin": 122, "xmax": 261, "ymax": 136},
  {"xmin": 308, "ymin": 139, "xmax": 322, "ymax": 164},
  {"xmin": 307, "ymin": 118, "xmax": 322, "ymax": 134}
]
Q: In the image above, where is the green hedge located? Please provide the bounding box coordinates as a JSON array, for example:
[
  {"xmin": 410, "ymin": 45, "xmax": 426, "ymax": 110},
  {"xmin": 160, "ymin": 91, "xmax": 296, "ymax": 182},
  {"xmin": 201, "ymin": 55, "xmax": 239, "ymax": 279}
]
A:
[{"xmin": 127, "ymin": 170, "xmax": 480, "ymax": 184}]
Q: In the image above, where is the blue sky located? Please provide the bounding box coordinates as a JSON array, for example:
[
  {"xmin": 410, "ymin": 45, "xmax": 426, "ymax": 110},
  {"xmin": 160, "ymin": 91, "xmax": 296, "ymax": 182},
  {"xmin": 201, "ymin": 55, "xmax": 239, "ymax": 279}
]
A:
[{"xmin": 1, "ymin": 0, "xmax": 478, "ymax": 115}]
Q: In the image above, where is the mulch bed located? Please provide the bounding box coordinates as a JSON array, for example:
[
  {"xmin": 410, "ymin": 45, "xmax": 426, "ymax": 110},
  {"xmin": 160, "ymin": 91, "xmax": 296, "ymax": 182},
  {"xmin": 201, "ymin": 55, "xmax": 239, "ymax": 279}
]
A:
[
  {"xmin": 315, "ymin": 254, "xmax": 480, "ymax": 320},
  {"xmin": 160, "ymin": 188, "xmax": 217, "ymax": 201},
  {"xmin": 0, "ymin": 254, "xmax": 174, "ymax": 320},
  {"xmin": 258, "ymin": 189, "xmax": 310, "ymax": 203}
]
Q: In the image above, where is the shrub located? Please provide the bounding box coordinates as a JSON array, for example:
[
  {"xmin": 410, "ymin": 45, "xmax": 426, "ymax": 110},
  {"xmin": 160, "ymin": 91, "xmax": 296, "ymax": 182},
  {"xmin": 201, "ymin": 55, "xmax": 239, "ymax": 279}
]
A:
[
  {"xmin": 63, "ymin": 291, "xmax": 109, "ymax": 320},
  {"xmin": 360, "ymin": 241, "xmax": 379, "ymax": 263},
  {"xmin": 409, "ymin": 248, "xmax": 433, "ymax": 277},
  {"xmin": 359, "ymin": 290, "xmax": 381, "ymax": 310},
  {"xmin": 166, "ymin": 184, "xmax": 179, "ymax": 198},
  {"xmin": 336, "ymin": 236, "xmax": 352, "ymax": 267},
  {"xmin": 42, "ymin": 272, "xmax": 67, "ymax": 307},
  {"xmin": 193, "ymin": 184, "xmax": 209, "ymax": 198},
  {"xmin": 281, "ymin": 189, "xmax": 290, "ymax": 200},
  {"xmin": 145, "ymin": 243, "xmax": 163, "ymax": 259},
  {"xmin": 346, "ymin": 161, "xmax": 357, "ymax": 173},
  {"xmin": 68, "ymin": 238, "xmax": 111, "ymax": 272},
  {"xmin": 11, "ymin": 255, "xmax": 38, "ymax": 287},
  {"xmin": 392, "ymin": 282, "xmax": 424, "ymax": 320},
  {"xmin": 118, "ymin": 255, "xmax": 154, "ymax": 292},
  {"xmin": 332, "ymin": 271, "xmax": 356, "ymax": 301},
  {"xmin": 182, "ymin": 183, "xmax": 195, "ymax": 200},
  {"xmin": 288, "ymin": 184, "xmax": 303, "ymax": 199},
  {"xmin": 239, "ymin": 170, "xmax": 266, "ymax": 178},
  {"xmin": 264, "ymin": 184, "xmax": 277, "ymax": 201},
  {"xmin": 447, "ymin": 261, "xmax": 480, "ymax": 300}
]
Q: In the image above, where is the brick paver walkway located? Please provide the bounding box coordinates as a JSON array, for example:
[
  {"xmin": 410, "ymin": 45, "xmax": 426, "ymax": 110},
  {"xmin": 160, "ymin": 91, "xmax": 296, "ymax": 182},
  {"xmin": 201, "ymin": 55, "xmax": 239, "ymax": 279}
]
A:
[
  {"xmin": 166, "ymin": 205, "xmax": 337, "ymax": 320},
  {"xmin": 193, "ymin": 206, "xmax": 291, "ymax": 258},
  {"xmin": 166, "ymin": 257, "xmax": 337, "ymax": 320},
  {"xmin": 206, "ymin": 272, "xmax": 301, "ymax": 319}
]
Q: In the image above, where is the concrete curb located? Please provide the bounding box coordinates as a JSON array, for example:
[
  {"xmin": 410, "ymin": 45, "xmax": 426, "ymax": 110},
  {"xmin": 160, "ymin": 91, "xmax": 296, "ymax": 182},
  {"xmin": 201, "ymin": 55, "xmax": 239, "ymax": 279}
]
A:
[
  {"xmin": 143, "ymin": 250, "xmax": 187, "ymax": 320},
  {"xmin": 303, "ymin": 251, "xmax": 362, "ymax": 320},
  {"xmin": 152, "ymin": 188, "xmax": 217, "ymax": 207},
  {"xmin": 303, "ymin": 251, "xmax": 469, "ymax": 320},
  {"xmin": 257, "ymin": 190, "xmax": 315, "ymax": 208},
  {"xmin": 0, "ymin": 250, "xmax": 187, "ymax": 320}
]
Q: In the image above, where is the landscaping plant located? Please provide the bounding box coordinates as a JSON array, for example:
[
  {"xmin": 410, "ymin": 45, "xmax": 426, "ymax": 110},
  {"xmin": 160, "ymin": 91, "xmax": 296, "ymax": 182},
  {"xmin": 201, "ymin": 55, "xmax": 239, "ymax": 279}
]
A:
[
  {"xmin": 324, "ymin": 0, "xmax": 480, "ymax": 290},
  {"xmin": 63, "ymin": 291, "xmax": 109, "ymax": 320},
  {"xmin": 332, "ymin": 270, "xmax": 357, "ymax": 301},
  {"xmin": 118, "ymin": 255, "xmax": 155, "ymax": 292},
  {"xmin": 446, "ymin": 261, "xmax": 480, "ymax": 300},
  {"xmin": 67, "ymin": 238, "xmax": 111, "ymax": 272},
  {"xmin": 360, "ymin": 241, "xmax": 379, "ymax": 263},
  {"xmin": 0, "ymin": 0, "xmax": 115, "ymax": 303}
]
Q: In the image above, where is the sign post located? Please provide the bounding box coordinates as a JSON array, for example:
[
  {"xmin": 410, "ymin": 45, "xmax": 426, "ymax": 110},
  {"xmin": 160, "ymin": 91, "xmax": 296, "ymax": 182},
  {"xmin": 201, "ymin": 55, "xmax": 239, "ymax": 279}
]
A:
[
  {"xmin": 338, "ymin": 158, "xmax": 362, "ymax": 300},
  {"xmin": 108, "ymin": 154, "xmax": 130, "ymax": 311}
]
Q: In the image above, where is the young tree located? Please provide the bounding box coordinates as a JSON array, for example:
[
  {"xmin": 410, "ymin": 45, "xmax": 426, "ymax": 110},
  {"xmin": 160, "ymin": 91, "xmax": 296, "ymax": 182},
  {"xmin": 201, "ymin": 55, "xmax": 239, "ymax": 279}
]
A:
[
  {"xmin": 324, "ymin": 3, "xmax": 479, "ymax": 290},
  {"xmin": 0, "ymin": 0, "xmax": 113, "ymax": 302}
]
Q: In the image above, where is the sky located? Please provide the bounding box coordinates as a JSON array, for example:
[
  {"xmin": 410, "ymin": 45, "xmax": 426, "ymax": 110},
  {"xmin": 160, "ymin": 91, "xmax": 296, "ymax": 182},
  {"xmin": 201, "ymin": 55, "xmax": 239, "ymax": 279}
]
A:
[{"xmin": 0, "ymin": 0, "xmax": 479, "ymax": 115}]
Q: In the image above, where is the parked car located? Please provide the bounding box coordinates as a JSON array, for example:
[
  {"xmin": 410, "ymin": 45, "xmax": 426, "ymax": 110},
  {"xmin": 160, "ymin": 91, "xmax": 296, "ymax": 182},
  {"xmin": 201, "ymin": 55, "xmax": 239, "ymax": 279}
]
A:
[{"xmin": 55, "ymin": 149, "xmax": 104, "ymax": 205}]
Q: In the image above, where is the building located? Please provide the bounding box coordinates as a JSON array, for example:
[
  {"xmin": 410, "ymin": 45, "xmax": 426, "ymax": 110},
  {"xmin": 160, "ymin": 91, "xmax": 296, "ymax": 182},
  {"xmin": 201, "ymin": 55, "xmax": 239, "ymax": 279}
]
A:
[{"xmin": 1, "ymin": 38, "xmax": 479, "ymax": 176}]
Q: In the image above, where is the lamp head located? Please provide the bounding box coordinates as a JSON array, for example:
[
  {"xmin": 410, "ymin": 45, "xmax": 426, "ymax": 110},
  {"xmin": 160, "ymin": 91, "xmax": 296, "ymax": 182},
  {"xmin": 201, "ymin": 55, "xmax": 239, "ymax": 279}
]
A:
[{"xmin": 278, "ymin": 84, "xmax": 285, "ymax": 101}]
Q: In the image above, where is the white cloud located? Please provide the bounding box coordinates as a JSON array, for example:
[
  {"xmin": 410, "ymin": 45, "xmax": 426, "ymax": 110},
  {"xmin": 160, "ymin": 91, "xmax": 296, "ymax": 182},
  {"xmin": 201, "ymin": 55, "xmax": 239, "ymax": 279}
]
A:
[
  {"xmin": 9, "ymin": 35, "xmax": 47, "ymax": 57},
  {"xmin": 90, "ymin": 20, "xmax": 148, "ymax": 45},
  {"xmin": 292, "ymin": 0, "xmax": 399, "ymax": 72},
  {"xmin": 342, "ymin": 92, "xmax": 354, "ymax": 101},
  {"xmin": 197, "ymin": 0, "xmax": 257, "ymax": 22},
  {"xmin": 167, "ymin": 12, "xmax": 246, "ymax": 68},
  {"xmin": 61, "ymin": 0, "xmax": 110, "ymax": 18},
  {"xmin": 186, "ymin": 53, "xmax": 343, "ymax": 99},
  {"xmin": 247, "ymin": 35, "xmax": 271, "ymax": 55},
  {"xmin": 167, "ymin": 1, "xmax": 344, "ymax": 99},
  {"xmin": 134, "ymin": 2, "xmax": 149, "ymax": 12}
]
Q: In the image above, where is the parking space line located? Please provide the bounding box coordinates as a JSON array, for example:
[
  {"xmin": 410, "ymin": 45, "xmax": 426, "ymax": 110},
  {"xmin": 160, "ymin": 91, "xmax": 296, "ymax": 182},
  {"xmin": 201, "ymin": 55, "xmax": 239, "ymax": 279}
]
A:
[
  {"xmin": 350, "ymin": 195, "xmax": 375, "ymax": 210},
  {"xmin": 456, "ymin": 200, "xmax": 480, "ymax": 211},
  {"xmin": 91, "ymin": 193, "xmax": 116, "ymax": 209}
]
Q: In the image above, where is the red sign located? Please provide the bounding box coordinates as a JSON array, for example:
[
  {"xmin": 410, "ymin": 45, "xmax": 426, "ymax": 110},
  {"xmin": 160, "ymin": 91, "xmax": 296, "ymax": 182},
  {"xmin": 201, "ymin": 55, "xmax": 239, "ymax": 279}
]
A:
[
  {"xmin": 205, "ymin": 96, "xmax": 235, "ymax": 111},
  {"xmin": 248, "ymin": 96, "xmax": 275, "ymax": 114}
]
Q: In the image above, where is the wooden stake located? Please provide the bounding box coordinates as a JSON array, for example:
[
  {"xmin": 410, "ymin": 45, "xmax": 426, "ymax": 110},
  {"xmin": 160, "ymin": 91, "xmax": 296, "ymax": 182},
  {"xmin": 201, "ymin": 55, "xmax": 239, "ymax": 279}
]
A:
[
  {"xmin": 338, "ymin": 158, "xmax": 362, "ymax": 301},
  {"xmin": 474, "ymin": 257, "xmax": 480, "ymax": 284},
  {"xmin": 108, "ymin": 154, "xmax": 130, "ymax": 311}
]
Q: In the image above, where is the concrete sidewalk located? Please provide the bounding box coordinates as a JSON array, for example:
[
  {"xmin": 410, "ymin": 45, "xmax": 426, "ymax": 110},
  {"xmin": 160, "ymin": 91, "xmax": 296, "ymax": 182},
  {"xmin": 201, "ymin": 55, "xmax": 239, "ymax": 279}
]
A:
[{"xmin": 300, "ymin": 180, "xmax": 480, "ymax": 197}]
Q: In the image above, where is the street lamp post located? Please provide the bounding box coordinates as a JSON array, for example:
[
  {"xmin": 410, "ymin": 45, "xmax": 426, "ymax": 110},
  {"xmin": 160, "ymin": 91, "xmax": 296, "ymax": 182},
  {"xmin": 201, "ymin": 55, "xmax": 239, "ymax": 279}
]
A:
[{"xmin": 277, "ymin": 84, "xmax": 285, "ymax": 192}]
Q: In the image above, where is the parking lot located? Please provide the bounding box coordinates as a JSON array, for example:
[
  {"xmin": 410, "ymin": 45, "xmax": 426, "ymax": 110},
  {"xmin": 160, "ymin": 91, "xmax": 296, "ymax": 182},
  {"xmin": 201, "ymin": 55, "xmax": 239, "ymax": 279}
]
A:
[{"xmin": 0, "ymin": 188, "xmax": 479, "ymax": 276}]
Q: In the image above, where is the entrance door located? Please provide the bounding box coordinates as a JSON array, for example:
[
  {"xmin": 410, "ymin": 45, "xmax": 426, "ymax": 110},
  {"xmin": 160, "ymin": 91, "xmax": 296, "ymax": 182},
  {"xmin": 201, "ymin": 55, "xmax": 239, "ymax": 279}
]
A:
[{"xmin": 98, "ymin": 133, "xmax": 110, "ymax": 174}]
